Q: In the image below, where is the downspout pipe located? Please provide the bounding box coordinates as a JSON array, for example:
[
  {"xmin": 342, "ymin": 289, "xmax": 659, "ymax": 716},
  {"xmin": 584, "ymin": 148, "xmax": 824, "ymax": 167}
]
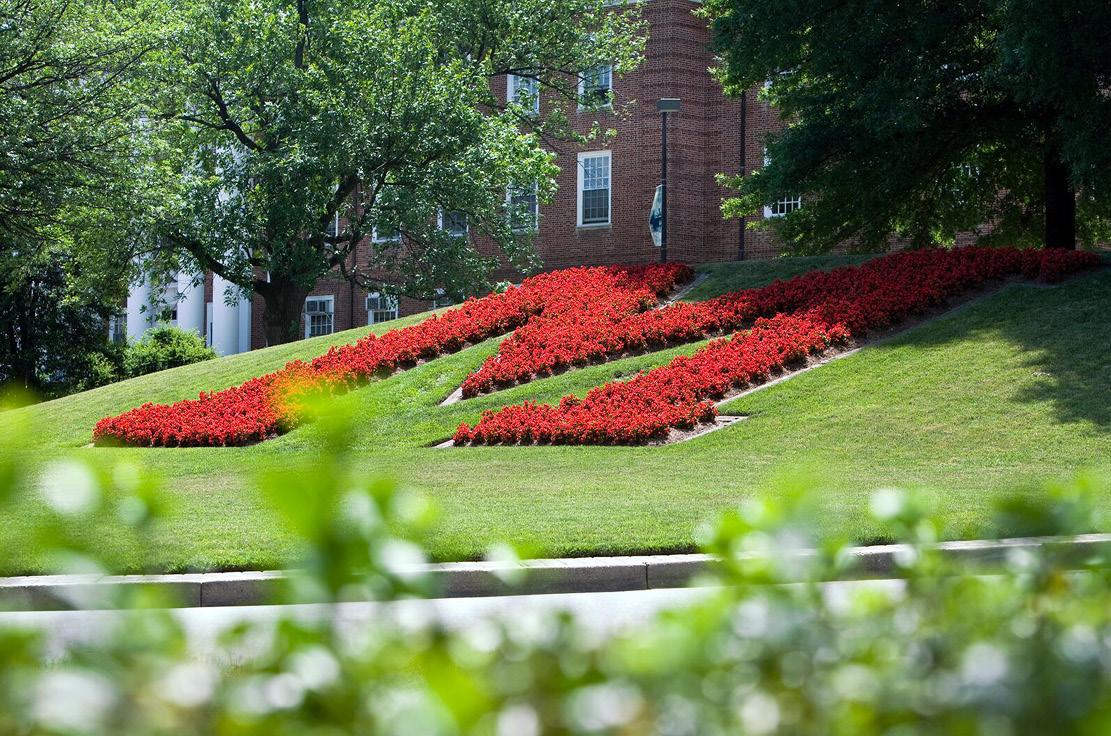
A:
[{"xmin": 738, "ymin": 88, "xmax": 748, "ymax": 262}]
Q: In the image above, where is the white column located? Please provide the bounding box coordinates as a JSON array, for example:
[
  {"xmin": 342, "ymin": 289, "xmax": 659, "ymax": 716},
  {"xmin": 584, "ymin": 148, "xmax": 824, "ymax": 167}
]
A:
[
  {"xmin": 176, "ymin": 271, "xmax": 206, "ymax": 337},
  {"xmin": 125, "ymin": 275, "xmax": 153, "ymax": 341},
  {"xmin": 237, "ymin": 293, "xmax": 253, "ymax": 354},
  {"xmin": 211, "ymin": 275, "xmax": 241, "ymax": 357}
]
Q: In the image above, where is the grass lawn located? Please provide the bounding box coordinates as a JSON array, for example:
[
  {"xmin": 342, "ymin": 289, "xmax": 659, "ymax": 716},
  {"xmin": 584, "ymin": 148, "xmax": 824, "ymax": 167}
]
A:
[{"xmin": 2, "ymin": 254, "xmax": 1109, "ymax": 575}]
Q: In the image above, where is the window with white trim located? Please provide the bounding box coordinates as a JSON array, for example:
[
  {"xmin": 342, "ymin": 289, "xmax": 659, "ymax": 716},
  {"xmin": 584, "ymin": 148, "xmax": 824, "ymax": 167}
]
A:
[
  {"xmin": 372, "ymin": 224, "xmax": 401, "ymax": 243},
  {"xmin": 107, "ymin": 314, "xmax": 126, "ymax": 345},
  {"xmin": 508, "ymin": 183, "xmax": 539, "ymax": 233},
  {"xmin": 764, "ymin": 195, "xmax": 802, "ymax": 217},
  {"xmin": 579, "ymin": 64, "xmax": 613, "ymax": 107},
  {"xmin": 577, "ymin": 151, "xmax": 611, "ymax": 226},
  {"xmin": 304, "ymin": 296, "xmax": 335, "ymax": 338},
  {"xmin": 160, "ymin": 283, "xmax": 180, "ymax": 325},
  {"xmin": 441, "ymin": 210, "xmax": 468, "ymax": 237},
  {"xmin": 326, "ymin": 212, "xmax": 340, "ymax": 238},
  {"xmin": 762, "ymin": 149, "xmax": 802, "ymax": 218},
  {"xmin": 366, "ymin": 292, "xmax": 399, "ymax": 325},
  {"xmin": 507, "ymin": 73, "xmax": 540, "ymax": 115},
  {"xmin": 433, "ymin": 288, "xmax": 454, "ymax": 309}
]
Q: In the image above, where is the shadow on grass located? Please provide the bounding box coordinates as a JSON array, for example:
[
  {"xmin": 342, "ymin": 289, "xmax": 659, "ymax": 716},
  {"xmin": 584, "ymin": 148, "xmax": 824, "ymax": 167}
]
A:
[{"xmin": 908, "ymin": 268, "xmax": 1111, "ymax": 429}]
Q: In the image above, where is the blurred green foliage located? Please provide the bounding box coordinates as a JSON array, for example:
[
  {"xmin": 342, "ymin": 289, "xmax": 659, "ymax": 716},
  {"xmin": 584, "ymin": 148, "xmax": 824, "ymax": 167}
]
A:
[{"xmin": 0, "ymin": 405, "xmax": 1108, "ymax": 734}]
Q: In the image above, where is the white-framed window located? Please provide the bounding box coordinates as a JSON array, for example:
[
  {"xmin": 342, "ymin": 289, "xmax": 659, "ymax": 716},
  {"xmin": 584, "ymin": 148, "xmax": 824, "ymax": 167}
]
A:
[
  {"xmin": 762, "ymin": 149, "xmax": 802, "ymax": 218},
  {"xmin": 577, "ymin": 151, "xmax": 611, "ymax": 226},
  {"xmin": 579, "ymin": 64, "xmax": 613, "ymax": 108},
  {"xmin": 372, "ymin": 224, "xmax": 401, "ymax": 243},
  {"xmin": 440, "ymin": 210, "xmax": 468, "ymax": 237},
  {"xmin": 304, "ymin": 295, "xmax": 335, "ymax": 339},
  {"xmin": 508, "ymin": 183, "xmax": 539, "ymax": 233},
  {"xmin": 366, "ymin": 292, "xmax": 399, "ymax": 325},
  {"xmin": 959, "ymin": 162, "xmax": 980, "ymax": 179},
  {"xmin": 160, "ymin": 283, "xmax": 180, "ymax": 325},
  {"xmin": 764, "ymin": 195, "xmax": 802, "ymax": 218},
  {"xmin": 326, "ymin": 212, "xmax": 340, "ymax": 238},
  {"xmin": 507, "ymin": 73, "xmax": 540, "ymax": 115},
  {"xmin": 107, "ymin": 314, "xmax": 126, "ymax": 345},
  {"xmin": 433, "ymin": 288, "xmax": 454, "ymax": 309}
]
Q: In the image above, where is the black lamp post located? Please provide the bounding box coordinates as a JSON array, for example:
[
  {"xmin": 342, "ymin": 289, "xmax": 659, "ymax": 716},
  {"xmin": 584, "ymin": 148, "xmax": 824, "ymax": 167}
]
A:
[{"xmin": 657, "ymin": 98, "xmax": 681, "ymax": 263}]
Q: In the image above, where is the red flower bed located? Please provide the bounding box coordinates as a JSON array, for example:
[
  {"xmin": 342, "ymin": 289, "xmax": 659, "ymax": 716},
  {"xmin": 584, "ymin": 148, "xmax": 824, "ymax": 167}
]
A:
[
  {"xmin": 94, "ymin": 248, "xmax": 1097, "ymax": 448},
  {"xmin": 455, "ymin": 314, "xmax": 843, "ymax": 445},
  {"xmin": 453, "ymin": 247, "xmax": 1100, "ymax": 446},
  {"xmin": 305, "ymin": 263, "xmax": 689, "ymax": 389},
  {"xmin": 460, "ymin": 265, "xmax": 696, "ymax": 396},
  {"xmin": 93, "ymin": 263, "xmax": 692, "ymax": 447},
  {"xmin": 461, "ymin": 247, "xmax": 1102, "ymax": 397}
]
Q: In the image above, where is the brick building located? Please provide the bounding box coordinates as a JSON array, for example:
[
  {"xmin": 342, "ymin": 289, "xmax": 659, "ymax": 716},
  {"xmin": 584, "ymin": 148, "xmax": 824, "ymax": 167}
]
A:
[{"xmin": 123, "ymin": 0, "xmax": 787, "ymax": 355}]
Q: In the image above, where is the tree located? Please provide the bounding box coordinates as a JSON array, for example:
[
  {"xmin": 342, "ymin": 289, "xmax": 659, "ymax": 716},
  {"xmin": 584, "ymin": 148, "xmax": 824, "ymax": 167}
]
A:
[
  {"xmin": 702, "ymin": 0, "xmax": 1111, "ymax": 253},
  {"xmin": 144, "ymin": 0, "xmax": 646, "ymax": 345},
  {"xmin": 0, "ymin": 0, "xmax": 163, "ymax": 392},
  {"xmin": 0, "ymin": 247, "xmax": 126, "ymax": 396}
]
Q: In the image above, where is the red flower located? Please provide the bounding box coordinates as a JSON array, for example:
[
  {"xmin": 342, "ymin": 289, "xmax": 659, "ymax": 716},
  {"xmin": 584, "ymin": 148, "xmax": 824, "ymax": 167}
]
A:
[
  {"xmin": 453, "ymin": 247, "xmax": 1099, "ymax": 446},
  {"xmin": 93, "ymin": 263, "xmax": 692, "ymax": 447},
  {"xmin": 94, "ymin": 248, "xmax": 1098, "ymax": 448}
]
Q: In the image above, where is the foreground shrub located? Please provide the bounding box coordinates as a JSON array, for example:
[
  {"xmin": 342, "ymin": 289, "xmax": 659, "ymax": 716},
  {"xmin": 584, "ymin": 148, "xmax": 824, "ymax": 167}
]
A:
[
  {"xmin": 122, "ymin": 325, "xmax": 216, "ymax": 378},
  {"xmin": 1, "ymin": 415, "xmax": 1109, "ymax": 735}
]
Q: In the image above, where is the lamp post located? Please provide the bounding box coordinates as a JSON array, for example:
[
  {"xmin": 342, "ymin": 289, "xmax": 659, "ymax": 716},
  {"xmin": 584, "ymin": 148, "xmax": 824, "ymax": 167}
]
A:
[{"xmin": 656, "ymin": 98, "xmax": 681, "ymax": 263}]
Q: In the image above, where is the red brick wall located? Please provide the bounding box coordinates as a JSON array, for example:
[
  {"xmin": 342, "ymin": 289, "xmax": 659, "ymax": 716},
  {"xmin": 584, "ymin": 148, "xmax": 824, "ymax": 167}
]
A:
[
  {"xmin": 458, "ymin": 0, "xmax": 791, "ymax": 270},
  {"xmin": 516, "ymin": 0, "xmax": 763, "ymax": 269}
]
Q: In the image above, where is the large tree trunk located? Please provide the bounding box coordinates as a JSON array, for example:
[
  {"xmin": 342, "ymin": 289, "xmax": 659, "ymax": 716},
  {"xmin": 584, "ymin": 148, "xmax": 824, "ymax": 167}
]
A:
[
  {"xmin": 1044, "ymin": 146, "xmax": 1077, "ymax": 250},
  {"xmin": 257, "ymin": 277, "xmax": 311, "ymax": 347}
]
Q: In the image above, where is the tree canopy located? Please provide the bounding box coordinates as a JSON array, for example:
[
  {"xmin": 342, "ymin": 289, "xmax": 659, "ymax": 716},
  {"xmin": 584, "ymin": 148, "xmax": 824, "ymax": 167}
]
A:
[
  {"xmin": 143, "ymin": 0, "xmax": 646, "ymax": 344},
  {"xmin": 0, "ymin": 0, "xmax": 163, "ymax": 391},
  {"xmin": 702, "ymin": 0, "xmax": 1111, "ymax": 253}
]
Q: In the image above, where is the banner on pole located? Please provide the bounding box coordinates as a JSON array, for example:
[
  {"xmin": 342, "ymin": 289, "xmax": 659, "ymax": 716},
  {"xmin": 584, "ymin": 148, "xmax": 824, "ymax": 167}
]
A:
[{"xmin": 649, "ymin": 184, "xmax": 664, "ymax": 247}]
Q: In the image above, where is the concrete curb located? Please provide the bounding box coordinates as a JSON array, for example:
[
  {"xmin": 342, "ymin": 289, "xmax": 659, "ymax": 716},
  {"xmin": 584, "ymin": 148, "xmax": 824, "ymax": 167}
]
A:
[{"xmin": 1, "ymin": 535, "xmax": 1107, "ymax": 611}]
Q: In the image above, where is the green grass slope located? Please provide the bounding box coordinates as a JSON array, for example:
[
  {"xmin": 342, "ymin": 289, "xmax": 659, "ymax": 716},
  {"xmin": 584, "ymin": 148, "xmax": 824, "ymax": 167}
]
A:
[{"xmin": 3, "ymin": 256, "xmax": 1108, "ymax": 574}]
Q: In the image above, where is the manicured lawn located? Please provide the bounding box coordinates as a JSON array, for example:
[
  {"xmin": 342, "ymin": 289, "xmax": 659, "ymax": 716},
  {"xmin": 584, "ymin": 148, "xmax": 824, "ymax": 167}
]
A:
[
  {"xmin": 685, "ymin": 253, "xmax": 870, "ymax": 300},
  {"xmin": 2, "ymin": 255, "xmax": 1109, "ymax": 574}
]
